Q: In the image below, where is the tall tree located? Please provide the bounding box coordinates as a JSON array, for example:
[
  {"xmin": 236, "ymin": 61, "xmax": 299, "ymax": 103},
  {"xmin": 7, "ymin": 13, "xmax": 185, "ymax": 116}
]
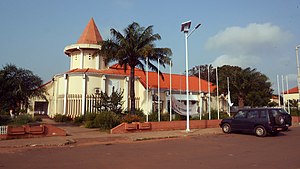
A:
[
  {"xmin": 0, "ymin": 64, "xmax": 44, "ymax": 113},
  {"xmin": 189, "ymin": 64, "xmax": 215, "ymax": 82},
  {"xmin": 99, "ymin": 22, "xmax": 172, "ymax": 114},
  {"xmin": 217, "ymin": 65, "xmax": 273, "ymax": 107},
  {"xmin": 189, "ymin": 65, "xmax": 273, "ymax": 107}
]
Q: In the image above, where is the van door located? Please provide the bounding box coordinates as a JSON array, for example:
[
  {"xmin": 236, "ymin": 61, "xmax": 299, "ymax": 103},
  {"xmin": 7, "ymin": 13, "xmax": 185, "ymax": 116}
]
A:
[{"xmin": 231, "ymin": 110, "xmax": 248, "ymax": 131}]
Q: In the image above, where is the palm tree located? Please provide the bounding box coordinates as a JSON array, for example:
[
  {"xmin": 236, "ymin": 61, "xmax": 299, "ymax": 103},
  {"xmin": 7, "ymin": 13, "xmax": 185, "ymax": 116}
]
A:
[
  {"xmin": 99, "ymin": 22, "xmax": 172, "ymax": 114},
  {"xmin": 0, "ymin": 64, "xmax": 45, "ymax": 113}
]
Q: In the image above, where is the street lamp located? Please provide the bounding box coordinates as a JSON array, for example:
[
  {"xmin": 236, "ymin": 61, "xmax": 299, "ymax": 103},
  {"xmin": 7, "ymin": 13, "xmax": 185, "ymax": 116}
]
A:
[
  {"xmin": 181, "ymin": 20, "xmax": 201, "ymax": 132},
  {"xmin": 296, "ymin": 45, "xmax": 300, "ymax": 108}
]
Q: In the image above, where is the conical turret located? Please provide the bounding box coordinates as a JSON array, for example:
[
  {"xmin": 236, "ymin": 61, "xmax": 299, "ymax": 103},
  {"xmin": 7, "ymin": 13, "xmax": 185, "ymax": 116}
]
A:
[{"xmin": 64, "ymin": 18, "xmax": 106, "ymax": 70}]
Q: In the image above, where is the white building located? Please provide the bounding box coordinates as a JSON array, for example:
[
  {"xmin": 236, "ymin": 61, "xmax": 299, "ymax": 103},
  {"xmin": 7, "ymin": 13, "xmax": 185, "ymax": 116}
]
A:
[{"xmin": 30, "ymin": 18, "xmax": 229, "ymax": 118}]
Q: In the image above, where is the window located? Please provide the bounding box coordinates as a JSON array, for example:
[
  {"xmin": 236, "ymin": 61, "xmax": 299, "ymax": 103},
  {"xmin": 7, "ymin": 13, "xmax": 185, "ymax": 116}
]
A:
[
  {"xmin": 247, "ymin": 110, "xmax": 258, "ymax": 119},
  {"xmin": 107, "ymin": 79, "xmax": 120, "ymax": 95},
  {"xmin": 235, "ymin": 111, "xmax": 247, "ymax": 119}
]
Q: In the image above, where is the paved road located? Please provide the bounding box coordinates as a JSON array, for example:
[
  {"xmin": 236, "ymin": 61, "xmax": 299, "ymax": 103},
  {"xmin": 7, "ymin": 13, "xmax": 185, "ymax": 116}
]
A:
[{"xmin": 1, "ymin": 126, "xmax": 299, "ymax": 169}]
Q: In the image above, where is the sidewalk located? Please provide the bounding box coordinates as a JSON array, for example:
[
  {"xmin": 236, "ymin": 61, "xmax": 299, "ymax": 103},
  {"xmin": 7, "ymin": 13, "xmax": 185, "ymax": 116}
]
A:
[{"xmin": 0, "ymin": 118, "xmax": 222, "ymax": 148}]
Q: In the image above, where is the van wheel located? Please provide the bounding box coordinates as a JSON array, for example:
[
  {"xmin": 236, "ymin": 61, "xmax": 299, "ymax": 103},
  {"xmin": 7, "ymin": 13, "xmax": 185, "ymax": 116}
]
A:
[
  {"xmin": 254, "ymin": 125, "xmax": 267, "ymax": 137},
  {"xmin": 222, "ymin": 123, "xmax": 231, "ymax": 134}
]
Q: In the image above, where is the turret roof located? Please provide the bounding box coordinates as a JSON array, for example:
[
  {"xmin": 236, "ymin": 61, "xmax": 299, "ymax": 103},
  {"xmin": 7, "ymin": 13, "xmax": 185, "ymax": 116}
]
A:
[{"xmin": 77, "ymin": 18, "xmax": 103, "ymax": 44}]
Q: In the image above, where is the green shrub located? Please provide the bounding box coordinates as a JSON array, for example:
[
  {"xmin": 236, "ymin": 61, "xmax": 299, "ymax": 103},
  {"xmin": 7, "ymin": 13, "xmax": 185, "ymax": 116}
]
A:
[
  {"xmin": 84, "ymin": 120, "xmax": 94, "ymax": 128},
  {"xmin": 148, "ymin": 111, "xmax": 158, "ymax": 122},
  {"xmin": 134, "ymin": 108, "xmax": 146, "ymax": 121},
  {"xmin": 53, "ymin": 114, "xmax": 68, "ymax": 122},
  {"xmin": 33, "ymin": 116, "xmax": 43, "ymax": 122},
  {"xmin": 84, "ymin": 112, "xmax": 97, "ymax": 121},
  {"xmin": 0, "ymin": 115, "xmax": 12, "ymax": 125},
  {"xmin": 93, "ymin": 111, "xmax": 121, "ymax": 129},
  {"xmin": 198, "ymin": 110, "xmax": 229, "ymax": 120},
  {"xmin": 122, "ymin": 114, "xmax": 142, "ymax": 123},
  {"xmin": 73, "ymin": 116, "xmax": 85, "ymax": 125},
  {"xmin": 290, "ymin": 109, "xmax": 300, "ymax": 116},
  {"xmin": 13, "ymin": 114, "xmax": 33, "ymax": 125},
  {"xmin": 148, "ymin": 112, "xmax": 176, "ymax": 122}
]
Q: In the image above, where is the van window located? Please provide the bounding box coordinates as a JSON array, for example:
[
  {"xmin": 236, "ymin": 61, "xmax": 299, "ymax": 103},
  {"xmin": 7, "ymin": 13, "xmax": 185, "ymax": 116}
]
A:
[
  {"xmin": 247, "ymin": 110, "xmax": 258, "ymax": 119},
  {"xmin": 260, "ymin": 110, "xmax": 268, "ymax": 119},
  {"xmin": 235, "ymin": 110, "xmax": 247, "ymax": 119},
  {"xmin": 271, "ymin": 109, "xmax": 280, "ymax": 118}
]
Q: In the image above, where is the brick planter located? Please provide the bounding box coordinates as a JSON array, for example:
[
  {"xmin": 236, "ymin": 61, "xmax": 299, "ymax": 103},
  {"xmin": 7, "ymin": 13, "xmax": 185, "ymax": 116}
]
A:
[{"xmin": 111, "ymin": 120, "xmax": 222, "ymax": 134}]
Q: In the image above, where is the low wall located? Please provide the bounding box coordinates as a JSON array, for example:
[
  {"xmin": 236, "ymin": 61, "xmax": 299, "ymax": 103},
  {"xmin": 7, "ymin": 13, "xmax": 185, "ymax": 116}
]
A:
[
  {"xmin": 292, "ymin": 116, "xmax": 300, "ymax": 124},
  {"xmin": 110, "ymin": 120, "xmax": 221, "ymax": 134},
  {"xmin": 0, "ymin": 124, "xmax": 67, "ymax": 140}
]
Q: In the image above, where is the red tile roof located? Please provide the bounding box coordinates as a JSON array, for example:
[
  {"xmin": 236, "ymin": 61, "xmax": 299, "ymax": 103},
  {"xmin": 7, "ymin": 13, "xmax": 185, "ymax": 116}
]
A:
[
  {"xmin": 67, "ymin": 64, "xmax": 215, "ymax": 93},
  {"xmin": 283, "ymin": 86, "xmax": 298, "ymax": 94},
  {"xmin": 77, "ymin": 18, "xmax": 103, "ymax": 44}
]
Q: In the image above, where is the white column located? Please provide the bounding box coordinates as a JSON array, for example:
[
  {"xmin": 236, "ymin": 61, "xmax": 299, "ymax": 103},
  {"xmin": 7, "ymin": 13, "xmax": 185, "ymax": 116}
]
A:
[
  {"xmin": 80, "ymin": 49, "xmax": 84, "ymax": 69},
  {"xmin": 63, "ymin": 74, "xmax": 68, "ymax": 115},
  {"xmin": 70, "ymin": 55, "xmax": 73, "ymax": 70},
  {"xmin": 101, "ymin": 75, "xmax": 106, "ymax": 92},
  {"xmin": 96, "ymin": 53, "xmax": 100, "ymax": 70},
  {"xmin": 55, "ymin": 77, "xmax": 59, "ymax": 116},
  {"xmin": 81, "ymin": 74, "xmax": 86, "ymax": 115}
]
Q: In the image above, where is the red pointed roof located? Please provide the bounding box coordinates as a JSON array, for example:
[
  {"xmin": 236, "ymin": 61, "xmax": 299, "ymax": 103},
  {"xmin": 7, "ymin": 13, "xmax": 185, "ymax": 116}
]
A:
[
  {"xmin": 77, "ymin": 18, "xmax": 103, "ymax": 44},
  {"xmin": 66, "ymin": 64, "xmax": 215, "ymax": 93}
]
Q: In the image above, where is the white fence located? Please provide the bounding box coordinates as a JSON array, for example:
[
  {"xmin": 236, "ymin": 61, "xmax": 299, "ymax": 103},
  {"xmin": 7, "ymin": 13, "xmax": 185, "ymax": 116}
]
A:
[{"xmin": 0, "ymin": 126, "xmax": 8, "ymax": 135}]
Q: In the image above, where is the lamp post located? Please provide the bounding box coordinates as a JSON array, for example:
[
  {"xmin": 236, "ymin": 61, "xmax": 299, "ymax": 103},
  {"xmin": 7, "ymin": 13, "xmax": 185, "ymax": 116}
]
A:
[
  {"xmin": 181, "ymin": 20, "xmax": 201, "ymax": 132},
  {"xmin": 296, "ymin": 45, "xmax": 300, "ymax": 108}
]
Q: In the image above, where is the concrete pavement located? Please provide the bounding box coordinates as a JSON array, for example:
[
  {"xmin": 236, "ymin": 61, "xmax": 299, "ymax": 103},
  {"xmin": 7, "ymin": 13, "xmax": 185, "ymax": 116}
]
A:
[{"xmin": 0, "ymin": 118, "xmax": 222, "ymax": 148}]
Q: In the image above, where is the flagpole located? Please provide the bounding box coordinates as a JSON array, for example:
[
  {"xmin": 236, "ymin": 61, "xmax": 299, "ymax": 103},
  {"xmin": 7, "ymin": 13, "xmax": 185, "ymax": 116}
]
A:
[
  {"xmin": 286, "ymin": 75, "xmax": 290, "ymax": 114},
  {"xmin": 227, "ymin": 77, "xmax": 230, "ymax": 115},
  {"xmin": 216, "ymin": 67, "xmax": 219, "ymax": 120},
  {"xmin": 199, "ymin": 66, "xmax": 202, "ymax": 120},
  {"xmin": 158, "ymin": 58, "xmax": 160, "ymax": 122},
  {"xmin": 277, "ymin": 75, "xmax": 281, "ymax": 107},
  {"xmin": 169, "ymin": 60, "xmax": 172, "ymax": 121},
  {"xmin": 146, "ymin": 57, "xmax": 149, "ymax": 122},
  {"xmin": 208, "ymin": 66, "xmax": 211, "ymax": 120},
  {"xmin": 281, "ymin": 75, "xmax": 285, "ymax": 109}
]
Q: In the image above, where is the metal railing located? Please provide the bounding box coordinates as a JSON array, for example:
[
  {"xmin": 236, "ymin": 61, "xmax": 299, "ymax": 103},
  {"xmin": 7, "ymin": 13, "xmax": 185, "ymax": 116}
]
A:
[{"xmin": 0, "ymin": 126, "xmax": 8, "ymax": 135}]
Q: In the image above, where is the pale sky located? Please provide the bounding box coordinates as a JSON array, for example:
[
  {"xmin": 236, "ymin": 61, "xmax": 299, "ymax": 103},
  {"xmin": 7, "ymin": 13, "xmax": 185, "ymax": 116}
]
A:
[{"xmin": 0, "ymin": 0, "xmax": 299, "ymax": 93}]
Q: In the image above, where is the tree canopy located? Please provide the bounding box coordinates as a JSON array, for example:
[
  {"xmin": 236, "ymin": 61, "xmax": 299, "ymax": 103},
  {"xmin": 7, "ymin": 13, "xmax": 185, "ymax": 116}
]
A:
[
  {"xmin": 99, "ymin": 22, "xmax": 172, "ymax": 114},
  {"xmin": 190, "ymin": 65, "xmax": 273, "ymax": 108},
  {"xmin": 0, "ymin": 64, "xmax": 44, "ymax": 113}
]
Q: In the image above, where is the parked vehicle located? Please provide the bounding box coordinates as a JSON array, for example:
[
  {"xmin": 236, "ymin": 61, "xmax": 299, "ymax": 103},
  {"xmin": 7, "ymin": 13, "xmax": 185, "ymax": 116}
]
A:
[{"xmin": 220, "ymin": 107, "xmax": 292, "ymax": 137}]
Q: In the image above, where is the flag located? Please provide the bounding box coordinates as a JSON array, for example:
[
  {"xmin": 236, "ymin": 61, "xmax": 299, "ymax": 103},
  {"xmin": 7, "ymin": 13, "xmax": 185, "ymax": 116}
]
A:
[{"xmin": 227, "ymin": 91, "xmax": 234, "ymax": 107}]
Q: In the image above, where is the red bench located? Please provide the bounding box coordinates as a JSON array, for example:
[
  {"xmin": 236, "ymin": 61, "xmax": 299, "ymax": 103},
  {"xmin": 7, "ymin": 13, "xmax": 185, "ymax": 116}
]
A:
[{"xmin": 7, "ymin": 126, "xmax": 26, "ymax": 135}]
